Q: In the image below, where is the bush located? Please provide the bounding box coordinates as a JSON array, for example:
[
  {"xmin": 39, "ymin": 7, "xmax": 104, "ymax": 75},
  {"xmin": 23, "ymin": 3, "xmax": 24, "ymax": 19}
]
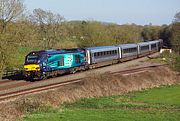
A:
[
  {"xmin": 173, "ymin": 55, "xmax": 180, "ymax": 72},
  {"xmin": 161, "ymin": 51, "xmax": 180, "ymax": 72}
]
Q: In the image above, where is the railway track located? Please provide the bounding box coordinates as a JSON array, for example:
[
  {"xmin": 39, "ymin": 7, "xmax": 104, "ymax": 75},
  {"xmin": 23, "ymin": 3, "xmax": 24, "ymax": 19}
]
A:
[{"xmin": 0, "ymin": 64, "xmax": 167, "ymax": 101}]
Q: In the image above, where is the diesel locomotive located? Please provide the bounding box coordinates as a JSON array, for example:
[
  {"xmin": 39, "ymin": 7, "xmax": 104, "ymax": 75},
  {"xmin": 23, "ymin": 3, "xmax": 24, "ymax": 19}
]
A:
[{"xmin": 24, "ymin": 39, "xmax": 163, "ymax": 80}]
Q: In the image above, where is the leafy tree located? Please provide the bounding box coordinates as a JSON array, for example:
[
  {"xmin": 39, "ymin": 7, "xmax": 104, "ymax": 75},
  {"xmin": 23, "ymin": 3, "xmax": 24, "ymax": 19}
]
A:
[
  {"xmin": 0, "ymin": 0, "xmax": 25, "ymax": 76},
  {"xmin": 159, "ymin": 25, "xmax": 171, "ymax": 48},
  {"xmin": 171, "ymin": 12, "xmax": 180, "ymax": 54},
  {"xmin": 141, "ymin": 25, "xmax": 161, "ymax": 41}
]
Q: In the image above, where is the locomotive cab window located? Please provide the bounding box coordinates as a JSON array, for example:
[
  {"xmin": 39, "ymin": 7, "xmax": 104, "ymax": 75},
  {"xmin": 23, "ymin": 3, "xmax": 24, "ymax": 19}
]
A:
[{"xmin": 26, "ymin": 55, "xmax": 39, "ymax": 64}]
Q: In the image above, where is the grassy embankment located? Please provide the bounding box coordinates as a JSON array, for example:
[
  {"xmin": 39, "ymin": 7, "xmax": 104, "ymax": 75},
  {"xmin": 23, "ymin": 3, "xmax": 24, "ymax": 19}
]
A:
[{"xmin": 23, "ymin": 85, "xmax": 180, "ymax": 121}]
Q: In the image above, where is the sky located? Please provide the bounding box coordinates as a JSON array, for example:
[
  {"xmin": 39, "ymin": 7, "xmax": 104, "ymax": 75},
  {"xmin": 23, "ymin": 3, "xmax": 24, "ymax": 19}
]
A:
[{"xmin": 24, "ymin": 0, "xmax": 180, "ymax": 25}]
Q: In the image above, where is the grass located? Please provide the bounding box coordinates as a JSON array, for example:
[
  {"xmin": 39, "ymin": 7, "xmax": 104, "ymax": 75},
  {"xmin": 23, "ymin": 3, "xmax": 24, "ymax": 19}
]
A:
[
  {"xmin": 131, "ymin": 85, "xmax": 180, "ymax": 106},
  {"xmin": 23, "ymin": 85, "xmax": 180, "ymax": 121},
  {"xmin": 148, "ymin": 57, "xmax": 167, "ymax": 64}
]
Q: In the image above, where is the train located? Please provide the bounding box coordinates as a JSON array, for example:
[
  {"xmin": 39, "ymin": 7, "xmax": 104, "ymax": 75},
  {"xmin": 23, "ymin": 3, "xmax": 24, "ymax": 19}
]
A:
[{"xmin": 24, "ymin": 39, "xmax": 163, "ymax": 80}]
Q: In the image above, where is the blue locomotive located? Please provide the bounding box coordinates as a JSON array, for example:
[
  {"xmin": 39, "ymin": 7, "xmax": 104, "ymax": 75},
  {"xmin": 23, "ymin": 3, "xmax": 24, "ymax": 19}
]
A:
[
  {"xmin": 24, "ymin": 39, "xmax": 163, "ymax": 80},
  {"xmin": 24, "ymin": 49, "xmax": 88, "ymax": 79}
]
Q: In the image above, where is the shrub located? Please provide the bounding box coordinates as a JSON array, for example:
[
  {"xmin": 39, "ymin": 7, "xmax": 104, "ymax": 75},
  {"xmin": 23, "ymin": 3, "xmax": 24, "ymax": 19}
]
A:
[{"xmin": 161, "ymin": 51, "xmax": 180, "ymax": 72}]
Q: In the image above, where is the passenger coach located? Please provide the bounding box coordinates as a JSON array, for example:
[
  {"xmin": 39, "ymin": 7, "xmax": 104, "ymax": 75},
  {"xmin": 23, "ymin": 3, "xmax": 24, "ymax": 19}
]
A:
[
  {"xmin": 85, "ymin": 46, "xmax": 119, "ymax": 68},
  {"xmin": 118, "ymin": 44, "xmax": 138, "ymax": 61},
  {"xmin": 137, "ymin": 42, "xmax": 150, "ymax": 57}
]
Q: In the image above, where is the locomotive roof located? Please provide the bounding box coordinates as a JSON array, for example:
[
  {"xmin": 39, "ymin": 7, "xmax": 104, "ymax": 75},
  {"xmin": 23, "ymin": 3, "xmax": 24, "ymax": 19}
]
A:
[{"xmin": 28, "ymin": 49, "xmax": 84, "ymax": 56}]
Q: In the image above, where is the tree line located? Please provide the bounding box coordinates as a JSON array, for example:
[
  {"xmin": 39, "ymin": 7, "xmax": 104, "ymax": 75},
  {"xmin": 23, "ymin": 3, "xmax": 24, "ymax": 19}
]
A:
[{"xmin": 0, "ymin": 0, "xmax": 180, "ymax": 75}]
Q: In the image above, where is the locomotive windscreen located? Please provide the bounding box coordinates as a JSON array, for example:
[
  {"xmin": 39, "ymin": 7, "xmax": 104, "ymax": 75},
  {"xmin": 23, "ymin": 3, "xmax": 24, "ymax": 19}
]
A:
[{"xmin": 26, "ymin": 55, "xmax": 39, "ymax": 64}]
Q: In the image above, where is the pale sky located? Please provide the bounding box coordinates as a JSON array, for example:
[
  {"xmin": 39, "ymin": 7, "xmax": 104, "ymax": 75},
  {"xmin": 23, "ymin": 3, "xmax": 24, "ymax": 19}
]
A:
[{"xmin": 25, "ymin": 0, "xmax": 180, "ymax": 25}]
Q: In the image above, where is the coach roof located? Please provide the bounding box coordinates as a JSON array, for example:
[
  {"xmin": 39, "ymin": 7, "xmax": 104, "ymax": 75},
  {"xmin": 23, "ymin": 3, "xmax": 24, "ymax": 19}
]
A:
[
  {"xmin": 137, "ymin": 42, "xmax": 150, "ymax": 46},
  {"xmin": 86, "ymin": 46, "xmax": 118, "ymax": 52},
  {"xmin": 118, "ymin": 43, "xmax": 138, "ymax": 49}
]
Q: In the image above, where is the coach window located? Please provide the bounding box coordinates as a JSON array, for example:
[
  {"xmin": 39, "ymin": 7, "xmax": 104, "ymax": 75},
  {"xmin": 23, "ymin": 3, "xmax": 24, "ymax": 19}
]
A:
[
  {"xmin": 141, "ymin": 46, "xmax": 148, "ymax": 51},
  {"xmin": 106, "ymin": 51, "xmax": 108, "ymax": 55},
  {"xmin": 123, "ymin": 49, "xmax": 127, "ymax": 54},
  {"xmin": 108, "ymin": 51, "xmax": 110, "ymax": 55},
  {"xmin": 115, "ymin": 50, "xmax": 117, "ymax": 54},
  {"xmin": 135, "ymin": 47, "xmax": 137, "ymax": 51},
  {"xmin": 130, "ymin": 48, "xmax": 132, "ymax": 52},
  {"xmin": 152, "ymin": 44, "xmax": 156, "ymax": 49},
  {"xmin": 101, "ymin": 52, "xmax": 103, "ymax": 56},
  {"xmin": 94, "ymin": 53, "xmax": 97, "ymax": 57}
]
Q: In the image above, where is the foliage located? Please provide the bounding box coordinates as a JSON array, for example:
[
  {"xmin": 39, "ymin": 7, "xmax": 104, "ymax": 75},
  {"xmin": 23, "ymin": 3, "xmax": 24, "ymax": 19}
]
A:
[
  {"xmin": 159, "ymin": 25, "xmax": 172, "ymax": 47},
  {"xmin": 141, "ymin": 25, "xmax": 161, "ymax": 40},
  {"xmin": 171, "ymin": 23, "xmax": 180, "ymax": 54},
  {"xmin": 173, "ymin": 12, "xmax": 180, "ymax": 23},
  {"xmin": 23, "ymin": 85, "xmax": 180, "ymax": 121},
  {"xmin": 160, "ymin": 51, "xmax": 180, "ymax": 72}
]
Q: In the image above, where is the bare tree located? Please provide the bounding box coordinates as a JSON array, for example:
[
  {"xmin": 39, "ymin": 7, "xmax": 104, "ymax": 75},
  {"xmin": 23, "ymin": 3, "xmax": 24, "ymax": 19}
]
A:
[
  {"xmin": 0, "ymin": 0, "xmax": 25, "ymax": 32},
  {"xmin": 30, "ymin": 8, "xmax": 65, "ymax": 49}
]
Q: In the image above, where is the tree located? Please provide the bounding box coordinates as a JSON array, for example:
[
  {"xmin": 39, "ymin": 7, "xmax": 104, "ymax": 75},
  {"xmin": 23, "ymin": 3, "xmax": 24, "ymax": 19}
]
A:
[
  {"xmin": 30, "ymin": 8, "xmax": 65, "ymax": 49},
  {"xmin": 171, "ymin": 23, "xmax": 180, "ymax": 54},
  {"xmin": 159, "ymin": 25, "xmax": 171, "ymax": 47},
  {"xmin": 141, "ymin": 26, "xmax": 161, "ymax": 41},
  {"xmin": 173, "ymin": 12, "xmax": 180, "ymax": 23},
  {"xmin": 0, "ymin": 0, "xmax": 25, "ymax": 33},
  {"xmin": 0, "ymin": 0, "xmax": 25, "ymax": 76},
  {"xmin": 171, "ymin": 11, "xmax": 180, "ymax": 54}
]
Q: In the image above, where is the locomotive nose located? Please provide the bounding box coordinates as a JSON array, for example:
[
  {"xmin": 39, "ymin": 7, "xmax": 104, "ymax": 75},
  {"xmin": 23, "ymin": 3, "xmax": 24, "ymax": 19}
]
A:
[{"xmin": 24, "ymin": 64, "xmax": 40, "ymax": 71}]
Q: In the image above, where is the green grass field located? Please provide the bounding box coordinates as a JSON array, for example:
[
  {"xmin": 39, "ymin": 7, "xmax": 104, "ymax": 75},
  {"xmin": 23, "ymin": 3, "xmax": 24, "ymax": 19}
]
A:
[{"xmin": 23, "ymin": 85, "xmax": 180, "ymax": 121}]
